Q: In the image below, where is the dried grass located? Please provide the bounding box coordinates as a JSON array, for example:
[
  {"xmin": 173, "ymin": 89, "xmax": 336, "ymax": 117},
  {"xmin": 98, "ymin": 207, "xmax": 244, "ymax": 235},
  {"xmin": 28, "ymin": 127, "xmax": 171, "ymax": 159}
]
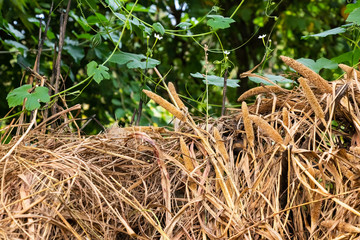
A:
[{"xmin": 2, "ymin": 55, "xmax": 360, "ymax": 239}]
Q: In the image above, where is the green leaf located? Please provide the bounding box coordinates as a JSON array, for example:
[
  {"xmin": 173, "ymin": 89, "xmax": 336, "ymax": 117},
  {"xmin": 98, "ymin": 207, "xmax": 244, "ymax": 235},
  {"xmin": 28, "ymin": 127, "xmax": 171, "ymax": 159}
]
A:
[
  {"xmin": 331, "ymin": 49, "xmax": 360, "ymax": 65},
  {"xmin": 345, "ymin": 2, "xmax": 360, "ymax": 14},
  {"xmin": 126, "ymin": 3, "xmax": 155, "ymax": 13},
  {"xmin": 301, "ymin": 24, "xmax": 351, "ymax": 39},
  {"xmin": 109, "ymin": 51, "xmax": 160, "ymax": 69},
  {"xmin": 4, "ymin": 40, "xmax": 28, "ymax": 51},
  {"xmin": 5, "ymin": 23, "xmax": 25, "ymax": 40},
  {"xmin": 6, "ymin": 85, "xmax": 31, "ymax": 108},
  {"xmin": 296, "ymin": 57, "xmax": 338, "ymax": 73},
  {"xmin": 152, "ymin": 22, "xmax": 165, "ymax": 35},
  {"xmin": 87, "ymin": 61, "xmax": 110, "ymax": 84},
  {"xmin": 114, "ymin": 13, "xmax": 126, "ymax": 21},
  {"xmin": 105, "ymin": 0, "xmax": 122, "ymax": 10},
  {"xmin": 87, "ymin": 13, "xmax": 109, "ymax": 25},
  {"xmin": 212, "ymin": 6, "xmax": 220, "ymax": 12},
  {"xmin": 190, "ymin": 72, "xmax": 239, "ymax": 88},
  {"xmin": 177, "ymin": 22, "xmax": 192, "ymax": 29},
  {"xmin": 6, "ymin": 85, "xmax": 50, "ymax": 110},
  {"xmin": 63, "ymin": 45, "xmax": 85, "ymax": 62},
  {"xmin": 248, "ymin": 74, "xmax": 294, "ymax": 85},
  {"xmin": 138, "ymin": 22, "xmax": 152, "ymax": 36},
  {"xmin": 25, "ymin": 87, "xmax": 50, "ymax": 111},
  {"xmin": 73, "ymin": 33, "xmax": 93, "ymax": 40},
  {"xmin": 69, "ymin": 13, "xmax": 91, "ymax": 32},
  {"xmin": 115, "ymin": 108, "xmax": 126, "ymax": 119},
  {"xmin": 207, "ymin": 15, "xmax": 235, "ymax": 31},
  {"xmin": 346, "ymin": 8, "xmax": 360, "ymax": 25},
  {"xmin": 264, "ymin": 74, "xmax": 294, "ymax": 84},
  {"xmin": 111, "ymin": 99, "xmax": 122, "ymax": 106}
]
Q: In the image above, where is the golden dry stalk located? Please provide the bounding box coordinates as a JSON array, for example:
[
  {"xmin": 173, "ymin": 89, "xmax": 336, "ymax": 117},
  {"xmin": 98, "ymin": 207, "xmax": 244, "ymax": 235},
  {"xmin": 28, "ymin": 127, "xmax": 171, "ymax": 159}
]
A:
[
  {"xmin": 298, "ymin": 77, "xmax": 325, "ymax": 120},
  {"xmin": 142, "ymin": 90, "xmax": 186, "ymax": 122},
  {"xmin": 339, "ymin": 64, "xmax": 360, "ymax": 80},
  {"xmin": 241, "ymin": 102, "xmax": 254, "ymax": 147},
  {"xmin": 280, "ymin": 56, "xmax": 332, "ymax": 93},
  {"xmin": 248, "ymin": 114, "xmax": 284, "ymax": 145},
  {"xmin": 168, "ymin": 82, "xmax": 186, "ymax": 110},
  {"xmin": 179, "ymin": 137, "xmax": 194, "ymax": 172},
  {"xmin": 213, "ymin": 127, "xmax": 230, "ymax": 162},
  {"xmin": 237, "ymin": 85, "xmax": 284, "ymax": 102},
  {"xmin": 321, "ymin": 220, "xmax": 360, "ymax": 233},
  {"xmin": 282, "ymin": 107, "xmax": 289, "ymax": 128}
]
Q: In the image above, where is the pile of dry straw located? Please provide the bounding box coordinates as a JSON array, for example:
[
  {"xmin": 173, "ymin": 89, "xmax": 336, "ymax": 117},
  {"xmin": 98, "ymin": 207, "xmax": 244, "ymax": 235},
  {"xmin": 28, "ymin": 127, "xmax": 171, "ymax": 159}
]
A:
[{"xmin": 1, "ymin": 56, "xmax": 360, "ymax": 239}]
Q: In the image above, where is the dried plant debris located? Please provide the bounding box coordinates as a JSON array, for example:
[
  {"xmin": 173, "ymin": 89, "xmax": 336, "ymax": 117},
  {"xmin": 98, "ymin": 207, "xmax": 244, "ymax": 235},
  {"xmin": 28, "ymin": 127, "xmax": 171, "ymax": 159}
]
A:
[
  {"xmin": 2, "ymin": 55, "xmax": 360, "ymax": 239},
  {"xmin": 280, "ymin": 55, "xmax": 333, "ymax": 93}
]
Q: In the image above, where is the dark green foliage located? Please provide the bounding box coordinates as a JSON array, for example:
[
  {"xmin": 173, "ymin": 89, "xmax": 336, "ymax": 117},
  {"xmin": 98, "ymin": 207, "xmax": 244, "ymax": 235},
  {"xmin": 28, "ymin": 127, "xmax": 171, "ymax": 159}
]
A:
[{"xmin": 1, "ymin": 0, "xmax": 360, "ymax": 133}]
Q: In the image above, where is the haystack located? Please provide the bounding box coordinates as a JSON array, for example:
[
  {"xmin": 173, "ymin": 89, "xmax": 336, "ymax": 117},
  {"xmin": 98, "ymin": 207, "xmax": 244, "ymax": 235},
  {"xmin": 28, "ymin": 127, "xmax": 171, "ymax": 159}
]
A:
[{"xmin": 1, "ymin": 56, "xmax": 360, "ymax": 239}]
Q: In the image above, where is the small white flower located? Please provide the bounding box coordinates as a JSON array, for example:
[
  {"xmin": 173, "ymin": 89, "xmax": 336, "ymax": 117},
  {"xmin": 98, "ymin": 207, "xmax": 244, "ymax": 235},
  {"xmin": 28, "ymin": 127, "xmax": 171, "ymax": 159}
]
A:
[
  {"xmin": 224, "ymin": 50, "xmax": 230, "ymax": 55},
  {"xmin": 258, "ymin": 34, "xmax": 267, "ymax": 39},
  {"xmin": 154, "ymin": 33, "xmax": 163, "ymax": 40},
  {"xmin": 36, "ymin": 14, "xmax": 45, "ymax": 19},
  {"xmin": 147, "ymin": 35, "xmax": 150, "ymax": 39}
]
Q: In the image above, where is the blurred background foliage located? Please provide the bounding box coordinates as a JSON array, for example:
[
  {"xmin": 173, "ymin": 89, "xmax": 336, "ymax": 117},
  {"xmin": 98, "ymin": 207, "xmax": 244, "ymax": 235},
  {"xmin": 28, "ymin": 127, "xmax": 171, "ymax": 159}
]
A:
[{"xmin": 0, "ymin": 0, "xmax": 358, "ymax": 134}]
